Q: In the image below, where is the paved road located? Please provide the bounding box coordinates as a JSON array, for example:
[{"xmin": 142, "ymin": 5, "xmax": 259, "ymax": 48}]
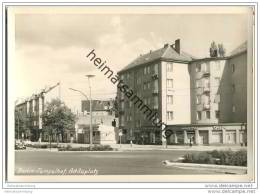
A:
[{"xmin": 15, "ymin": 150, "xmax": 222, "ymax": 175}]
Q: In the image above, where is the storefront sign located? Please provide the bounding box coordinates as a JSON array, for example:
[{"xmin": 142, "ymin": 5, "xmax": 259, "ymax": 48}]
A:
[
  {"xmin": 182, "ymin": 127, "xmax": 197, "ymax": 131},
  {"xmin": 213, "ymin": 126, "xmax": 226, "ymax": 130}
]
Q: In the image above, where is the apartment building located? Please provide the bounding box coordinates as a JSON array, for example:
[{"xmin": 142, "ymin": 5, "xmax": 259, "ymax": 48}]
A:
[
  {"xmin": 14, "ymin": 83, "xmax": 60, "ymax": 142},
  {"xmin": 117, "ymin": 40, "xmax": 247, "ymax": 145}
]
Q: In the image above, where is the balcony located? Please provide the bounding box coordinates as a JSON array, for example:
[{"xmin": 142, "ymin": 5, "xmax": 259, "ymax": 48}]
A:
[
  {"xmin": 151, "ymin": 74, "xmax": 159, "ymax": 80},
  {"xmin": 153, "ymin": 104, "xmax": 159, "ymax": 110},
  {"xmin": 203, "ymin": 103, "xmax": 210, "ymax": 110},
  {"xmin": 202, "ymin": 70, "xmax": 210, "ymax": 77},
  {"xmin": 152, "ymin": 89, "xmax": 159, "ymax": 94},
  {"xmin": 203, "ymin": 86, "xmax": 210, "ymax": 93}
]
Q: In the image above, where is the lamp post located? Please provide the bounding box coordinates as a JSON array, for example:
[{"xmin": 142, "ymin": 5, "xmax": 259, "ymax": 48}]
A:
[
  {"xmin": 85, "ymin": 74, "xmax": 95, "ymax": 147},
  {"xmin": 69, "ymin": 88, "xmax": 90, "ymax": 145}
]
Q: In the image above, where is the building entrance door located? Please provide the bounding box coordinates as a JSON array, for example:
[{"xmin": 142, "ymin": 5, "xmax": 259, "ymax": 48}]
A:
[
  {"xmin": 226, "ymin": 130, "xmax": 236, "ymax": 144},
  {"xmin": 198, "ymin": 131, "xmax": 209, "ymax": 144}
]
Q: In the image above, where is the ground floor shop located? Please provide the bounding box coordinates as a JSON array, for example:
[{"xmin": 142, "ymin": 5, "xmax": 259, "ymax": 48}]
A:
[{"xmin": 122, "ymin": 123, "xmax": 247, "ymax": 145}]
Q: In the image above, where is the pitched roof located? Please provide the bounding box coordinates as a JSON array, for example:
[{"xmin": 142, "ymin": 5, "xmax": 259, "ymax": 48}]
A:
[
  {"xmin": 118, "ymin": 44, "xmax": 196, "ymax": 73},
  {"xmin": 229, "ymin": 41, "xmax": 247, "ymax": 56}
]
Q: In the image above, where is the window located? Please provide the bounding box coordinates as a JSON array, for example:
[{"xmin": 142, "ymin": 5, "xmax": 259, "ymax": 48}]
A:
[
  {"xmin": 144, "ymin": 67, "xmax": 147, "ymax": 75},
  {"xmin": 167, "ymin": 95, "xmax": 173, "ymax": 104},
  {"xmin": 215, "ymin": 110, "xmax": 220, "ymax": 119},
  {"xmin": 137, "ymin": 77, "xmax": 141, "ymax": 85},
  {"xmin": 167, "ymin": 111, "xmax": 174, "ymax": 120},
  {"xmin": 196, "ymin": 95, "xmax": 201, "ymax": 104},
  {"xmin": 147, "ymin": 97, "xmax": 151, "ymax": 105},
  {"xmin": 204, "ymin": 93, "xmax": 210, "ymax": 105},
  {"xmin": 216, "ymin": 61, "xmax": 221, "ymax": 70},
  {"xmin": 147, "ymin": 82, "xmax": 150, "ymax": 89},
  {"xmin": 232, "ymin": 64, "xmax": 235, "ymax": 73},
  {"xmin": 197, "ymin": 111, "xmax": 202, "ymax": 120},
  {"xmin": 154, "ymin": 80, "xmax": 158, "ymax": 90},
  {"xmin": 143, "ymin": 83, "xmax": 146, "ymax": 90},
  {"xmin": 147, "ymin": 66, "xmax": 150, "ymax": 74},
  {"xmin": 154, "ymin": 64, "xmax": 159, "ymax": 74},
  {"xmin": 204, "ymin": 78, "xmax": 210, "ymax": 88},
  {"xmin": 205, "ymin": 62, "xmax": 210, "ymax": 72},
  {"xmin": 167, "ymin": 63, "xmax": 173, "ymax": 72},
  {"xmin": 215, "ymin": 77, "xmax": 220, "ymax": 85},
  {"xmin": 206, "ymin": 111, "xmax": 211, "ymax": 119},
  {"xmin": 196, "ymin": 63, "xmax": 201, "ymax": 72},
  {"xmin": 154, "ymin": 96, "xmax": 159, "ymax": 107},
  {"xmin": 232, "ymin": 84, "xmax": 235, "ymax": 93},
  {"xmin": 214, "ymin": 94, "xmax": 220, "ymax": 103},
  {"xmin": 121, "ymin": 102, "xmax": 124, "ymax": 109},
  {"xmin": 167, "ymin": 79, "xmax": 173, "ymax": 88},
  {"xmin": 232, "ymin": 105, "xmax": 236, "ymax": 113},
  {"xmin": 196, "ymin": 80, "xmax": 200, "ymax": 88},
  {"xmin": 129, "ymin": 101, "xmax": 132, "ymax": 108}
]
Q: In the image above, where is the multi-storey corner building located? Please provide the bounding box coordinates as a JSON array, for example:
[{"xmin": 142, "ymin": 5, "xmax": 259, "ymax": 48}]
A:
[{"xmin": 117, "ymin": 40, "xmax": 247, "ymax": 145}]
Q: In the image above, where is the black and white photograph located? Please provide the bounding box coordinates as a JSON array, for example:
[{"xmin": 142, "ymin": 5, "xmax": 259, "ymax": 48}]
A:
[{"xmin": 1, "ymin": 2, "xmax": 258, "ymax": 192}]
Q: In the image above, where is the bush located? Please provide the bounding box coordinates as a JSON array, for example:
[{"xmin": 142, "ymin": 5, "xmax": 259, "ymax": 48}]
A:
[
  {"xmin": 58, "ymin": 144, "xmax": 114, "ymax": 151},
  {"xmin": 27, "ymin": 143, "xmax": 63, "ymax": 149},
  {"xmin": 182, "ymin": 149, "xmax": 247, "ymax": 166}
]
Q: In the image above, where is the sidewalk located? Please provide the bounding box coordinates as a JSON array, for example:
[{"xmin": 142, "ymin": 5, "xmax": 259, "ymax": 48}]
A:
[
  {"xmin": 30, "ymin": 142, "xmax": 247, "ymax": 151},
  {"xmin": 111, "ymin": 144, "xmax": 247, "ymax": 151}
]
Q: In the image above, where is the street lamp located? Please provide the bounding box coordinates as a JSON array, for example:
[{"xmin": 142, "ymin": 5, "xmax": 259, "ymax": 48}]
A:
[
  {"xmin": 69, "ymin": 87, "xmax": 91, "ymax": 145},
  {"xmin": 85, "ymin": 74, "xmax": 95, "ymax": 147}
]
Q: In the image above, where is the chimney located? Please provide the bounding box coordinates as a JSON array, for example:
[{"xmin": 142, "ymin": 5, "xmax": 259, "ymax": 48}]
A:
[
  {"xmin": 175, "ymin": 39, "xmax": 180, "ymax": 54},
  {"xmin": 164, "ymin": 43, "xmax": 169, "ymax": 48}
]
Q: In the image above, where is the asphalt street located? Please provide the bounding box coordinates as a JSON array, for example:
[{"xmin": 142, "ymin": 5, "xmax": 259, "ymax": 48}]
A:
[{"xmin": 15, "ymin": 150, "xmax": 222, "ymax": 175}]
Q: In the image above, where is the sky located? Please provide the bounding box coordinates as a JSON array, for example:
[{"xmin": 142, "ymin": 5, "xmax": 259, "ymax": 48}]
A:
[{"xmin": 13, "ymin": 10, "xmax": 249, "ymax": 112}]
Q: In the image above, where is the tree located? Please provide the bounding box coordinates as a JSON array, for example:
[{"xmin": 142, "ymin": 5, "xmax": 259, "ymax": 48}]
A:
[
  {"xmin": 218, "ymin": 43, "xmax": 226, "ymax": 57},
  {"xmin": 15, "ymin": 110, "xmax": 29, "ymax": 140},
  {"xmin": 209, "ymin": 41, "xmax": 218, "ymax": 57},
  {"xmin": 41, "ymin": 98, "xmax": 76, "ymax": 144}
]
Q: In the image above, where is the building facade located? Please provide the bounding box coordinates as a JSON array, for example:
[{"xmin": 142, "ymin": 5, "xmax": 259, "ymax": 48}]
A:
[
  {"xmin": 75, "ymin": 100, "xmax": 118, "ymax": 144},
  {"xmin": 117, "ymin": 39, "xmax": 247, "ymax": 145},
  {"xmin": 14, "ymin": 83, "xmax": 60, "ymax": 142}
]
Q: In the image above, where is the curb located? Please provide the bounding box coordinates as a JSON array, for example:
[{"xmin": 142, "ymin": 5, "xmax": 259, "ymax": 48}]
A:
[{"xmin": 162, "ymin": 160, "xmax": 247, "ymax": 174}]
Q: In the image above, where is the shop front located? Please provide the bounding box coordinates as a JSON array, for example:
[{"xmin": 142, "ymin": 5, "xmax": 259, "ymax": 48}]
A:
[{"xmin": 165, "ymin": 123, "xmax": 247, "ymax": 145}]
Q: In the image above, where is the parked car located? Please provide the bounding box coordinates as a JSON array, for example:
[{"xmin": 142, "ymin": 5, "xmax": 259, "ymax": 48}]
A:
[{"xmin": 15, "ymin": 143, "xmax": 26, "ymax": 150}]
